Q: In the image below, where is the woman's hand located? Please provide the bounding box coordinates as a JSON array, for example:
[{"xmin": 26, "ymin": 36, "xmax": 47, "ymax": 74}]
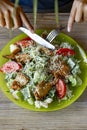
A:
[
  {"xmin": 0, "ymin": 0, "xmax": 34, "ymax": 32},
  {"xmin": 67, "ymin": 0, "xmax": 87, "ymax": 32}
]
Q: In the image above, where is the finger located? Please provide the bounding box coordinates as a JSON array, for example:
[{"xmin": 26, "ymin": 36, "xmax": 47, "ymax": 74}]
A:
[
  {"xmin": 75, "ymin": 2, "xmax": 83, "ymax": 22},
  {"xmin": 2, "ymin": 0, "xmax": 15, "ymax": 11},
  {"xmin": 83, "ymin": 4, "xmax": 87, "ymax": 21},
  {"xmin": 19, "ymin": 7, "xmax": 34, "ymax": 32},
  {"xmin": 0, "ymin": 10, "xmax": 5, "ymax": 27},
  {"xmin": 2, "ymin": 2, "xmax": 22, "ymax": 29},
  {"xmin": 67, "ymin": 4, "xmax": 76, "ymax": 32},
  {"xmin": 11, "ymin": 9, "xmax": 22, "ymax": 29},
  {"xmin": 4, "ymin": 10, "xmax": 11, "ymax": 29}
]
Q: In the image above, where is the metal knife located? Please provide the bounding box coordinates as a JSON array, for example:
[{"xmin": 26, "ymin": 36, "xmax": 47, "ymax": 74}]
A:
[{"xmin": 19, "ymin": 27, "xmax": 55, "ymax": 50}]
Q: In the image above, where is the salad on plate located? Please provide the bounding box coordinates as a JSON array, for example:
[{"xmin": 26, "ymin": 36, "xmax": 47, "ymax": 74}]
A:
[{"xmin": 0, "ymin": 33, "xmax": 82, "ymax": 109}]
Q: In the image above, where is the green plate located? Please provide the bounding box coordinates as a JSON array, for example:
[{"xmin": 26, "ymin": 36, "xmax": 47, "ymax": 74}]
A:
[{"xmin": 0, "ymin": 30, "xmax": 87, "ymax": 111}]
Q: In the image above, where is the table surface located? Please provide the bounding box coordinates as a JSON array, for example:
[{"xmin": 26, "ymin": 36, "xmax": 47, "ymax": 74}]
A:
[{"xmin": 0, "ymin": 13, "xmax": 87, "ymax": 130}]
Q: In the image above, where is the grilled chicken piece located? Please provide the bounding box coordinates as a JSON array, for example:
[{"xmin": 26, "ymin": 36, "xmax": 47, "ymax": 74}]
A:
[
  {"xmin": 12, "ymin": 48, "xmax": 21, "ymax": 54},
  {"xmin": 15, "ymin": 72, "xmax": 29, "ymax": 86},
  {"xmin": 3, "ymin": 54, "xmax": 15, "ymax": 60},
  {"xmin": 34, "ymin": 81, "xmax": 53, "ymax": 100},
  {"xmin": 11, "ymin": 73, "xmax": 29, "ymax": 90},
  {"xmin": 51, "ymin": 62, "xmax": 70, "ymax": 85},
  {"xmin": 15, "ymin": 53, "xmax": 31, "ymax": 64},
  {"xmin": 11, "ymin": 80, "xmax": 21, "ymax": 90},
  {"xmin": 55, "ymin": 63, "xmax": 69, "ymax": 77},
  {"xmin": 3, "ymin": 53, "xmax": 31, "ymax": 64},
  {"xmin": 39, "ymin": 47, "xmax": 53, "ymax": 56}
]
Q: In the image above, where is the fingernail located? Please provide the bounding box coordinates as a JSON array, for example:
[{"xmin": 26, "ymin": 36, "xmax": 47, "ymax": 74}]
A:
[
  {"xmin": 30, "ymin": 29, "xmax": 34, "ymax": 33},
  {"xmin": 30, "ymin": 26, "xmax": 34, "ymax": 33},
  {"xmin": 67, "ymin": 26, "xmax": 71, "ymax": 32}
]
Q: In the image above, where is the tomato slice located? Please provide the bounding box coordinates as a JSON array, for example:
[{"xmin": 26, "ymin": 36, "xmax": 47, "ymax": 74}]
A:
[
  {"xmin": 0, "ymin": 61, "xmax": 21, "ymax": 73},
  {"xmin": 22, "ymin": 37, "xmax": 32, "ymax": 41},
  {"xmin": 56, "ymin": 79, "xmax": 66, "ymax": 99},
  {"xmin": 16, "ymin": 39, "xmax": 33, "ymax": 47},
  {"xmin": 56, "ymin": 48, "xmax": 75, "ymax": 56}
]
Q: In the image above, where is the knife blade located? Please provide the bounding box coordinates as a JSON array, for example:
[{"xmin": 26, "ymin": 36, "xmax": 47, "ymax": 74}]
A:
[{"xmin": 19, "ymin": 27, "xmax": 55, "ymax": 50}]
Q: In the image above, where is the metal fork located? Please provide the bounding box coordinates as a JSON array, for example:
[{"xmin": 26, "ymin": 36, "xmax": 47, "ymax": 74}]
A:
[
  {"xmin": 46, "ymin": 29, "xmax": 59, "ymax": 42},
  {"xmin": 46, "ymin": 25, "xmax": 65, "ymax": 42}
]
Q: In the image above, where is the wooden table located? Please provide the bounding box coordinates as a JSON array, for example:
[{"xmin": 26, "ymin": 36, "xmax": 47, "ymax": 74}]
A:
[{"xmin": 0, "ymin": 13, "xmax": 87, "ymax": 130}]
